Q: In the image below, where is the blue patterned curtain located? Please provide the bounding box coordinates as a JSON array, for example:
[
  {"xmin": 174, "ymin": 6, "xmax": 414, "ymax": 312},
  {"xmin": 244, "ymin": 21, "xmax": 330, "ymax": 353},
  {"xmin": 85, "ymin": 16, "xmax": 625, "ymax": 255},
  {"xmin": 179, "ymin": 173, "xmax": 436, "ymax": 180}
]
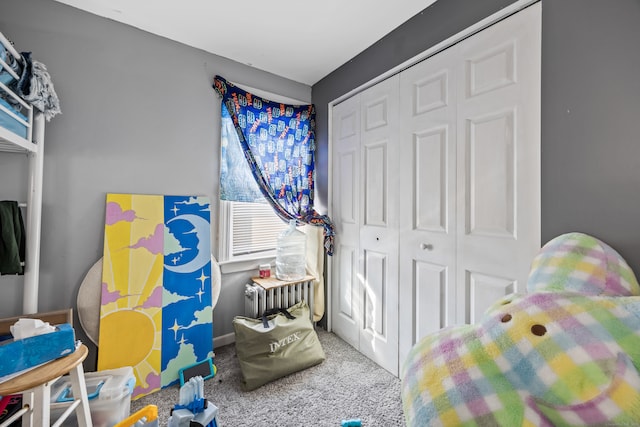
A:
[
  {"xmin": 219, "ymin": 105, "xmax": 263, "ymax": 203},
  {"xmin": 213, "ymin": 75, "xmax": 334, "ymax": 255}
]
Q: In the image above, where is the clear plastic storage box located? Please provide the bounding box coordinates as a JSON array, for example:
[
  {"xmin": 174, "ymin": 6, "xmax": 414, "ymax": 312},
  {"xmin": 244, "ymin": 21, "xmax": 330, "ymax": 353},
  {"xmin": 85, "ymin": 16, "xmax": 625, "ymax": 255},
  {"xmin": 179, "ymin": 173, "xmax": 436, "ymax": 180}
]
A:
[{"xmin": 50, "ymin": 366, "xmax": 135, "ymax": 427}]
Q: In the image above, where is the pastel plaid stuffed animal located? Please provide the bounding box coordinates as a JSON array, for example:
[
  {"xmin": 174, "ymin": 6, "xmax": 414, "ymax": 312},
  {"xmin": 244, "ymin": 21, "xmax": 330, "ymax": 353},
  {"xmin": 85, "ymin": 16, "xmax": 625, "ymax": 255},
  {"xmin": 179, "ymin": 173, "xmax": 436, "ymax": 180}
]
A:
[{"xmin": 401, "ymin": 233, "xmax": 640, "ymax": 426}]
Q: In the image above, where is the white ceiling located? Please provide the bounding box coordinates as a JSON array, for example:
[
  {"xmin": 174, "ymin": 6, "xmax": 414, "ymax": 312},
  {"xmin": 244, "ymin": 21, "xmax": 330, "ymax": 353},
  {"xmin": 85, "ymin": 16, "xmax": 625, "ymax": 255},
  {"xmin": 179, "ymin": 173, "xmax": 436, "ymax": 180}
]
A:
[{"xmin": 52, "ymin": 0, "xmax": 437, "ymax": 85}]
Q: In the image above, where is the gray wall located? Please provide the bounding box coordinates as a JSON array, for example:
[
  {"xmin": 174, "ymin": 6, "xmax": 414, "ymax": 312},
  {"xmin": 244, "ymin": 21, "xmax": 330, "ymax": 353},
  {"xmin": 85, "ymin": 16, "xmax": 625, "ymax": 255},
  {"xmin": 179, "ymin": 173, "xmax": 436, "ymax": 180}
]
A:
[
  {"xmin": 0, "ymin": 0, "xmax": 310, "ymax": 368},
  {"xmin": 313, "ymin": 0, "xmax": 640, "ymax": 275},
  {"xmin": 540, "ymin": 0, "xmax": 640, "ymax": 268}
]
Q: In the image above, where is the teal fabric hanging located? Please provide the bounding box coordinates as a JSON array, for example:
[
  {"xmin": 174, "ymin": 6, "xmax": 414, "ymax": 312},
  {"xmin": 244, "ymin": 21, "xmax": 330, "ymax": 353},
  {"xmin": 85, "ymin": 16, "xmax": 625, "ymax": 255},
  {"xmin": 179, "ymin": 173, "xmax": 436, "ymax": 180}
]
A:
[{"xmin": 213, "ymin": 75, "xmax": 334, "ymax": 255}]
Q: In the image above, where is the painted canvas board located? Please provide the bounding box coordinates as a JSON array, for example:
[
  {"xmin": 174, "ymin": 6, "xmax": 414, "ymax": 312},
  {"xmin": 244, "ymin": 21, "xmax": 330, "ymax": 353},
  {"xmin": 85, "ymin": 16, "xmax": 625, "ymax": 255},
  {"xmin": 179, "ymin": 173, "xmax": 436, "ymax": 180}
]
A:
[{"xmin": 98, "ymin": 194, "xmax": 213, "ymax": 399}]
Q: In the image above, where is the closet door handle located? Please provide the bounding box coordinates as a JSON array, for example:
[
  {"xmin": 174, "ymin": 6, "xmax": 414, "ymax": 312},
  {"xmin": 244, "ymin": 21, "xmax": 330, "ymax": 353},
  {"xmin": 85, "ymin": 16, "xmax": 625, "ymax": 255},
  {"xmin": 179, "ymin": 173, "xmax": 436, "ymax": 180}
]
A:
[{"xmin": 420, "ymin": 243, "xmax": 434, "ymax": 251}]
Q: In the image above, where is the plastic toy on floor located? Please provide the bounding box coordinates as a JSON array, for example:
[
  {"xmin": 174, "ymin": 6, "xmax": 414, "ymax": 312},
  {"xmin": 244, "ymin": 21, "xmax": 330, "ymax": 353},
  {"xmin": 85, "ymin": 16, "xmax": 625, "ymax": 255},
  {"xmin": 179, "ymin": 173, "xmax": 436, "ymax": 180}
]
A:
[
  {"xmin": 341, "ymin": 418, "xmax": 362, "ymax": 426},
  {"xmin": 179, "ymin": 357, "xmax": 216, "ymax": 387},
  {"xmin": 168, "ymin": 376, "xmax": 218, "ymax": 427},
  {"xmin": 114, "ymin": 405, "xmax": 158, "ymax": 427}
]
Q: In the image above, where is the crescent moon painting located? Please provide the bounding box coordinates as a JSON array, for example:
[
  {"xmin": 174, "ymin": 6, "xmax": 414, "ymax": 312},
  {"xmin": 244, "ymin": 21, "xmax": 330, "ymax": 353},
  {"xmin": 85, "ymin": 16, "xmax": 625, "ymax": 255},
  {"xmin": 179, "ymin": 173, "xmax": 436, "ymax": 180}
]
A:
[
  {"xmin": 161, "ymin": 195, "xmax": 213, "ymax": 389},
  {"xmin": 165, "ymin": 214, "xmax": 211, "ymax": 274},
  {"xmin": 98, "ymin": 194, "xmax": 213, "ymax": 399}
]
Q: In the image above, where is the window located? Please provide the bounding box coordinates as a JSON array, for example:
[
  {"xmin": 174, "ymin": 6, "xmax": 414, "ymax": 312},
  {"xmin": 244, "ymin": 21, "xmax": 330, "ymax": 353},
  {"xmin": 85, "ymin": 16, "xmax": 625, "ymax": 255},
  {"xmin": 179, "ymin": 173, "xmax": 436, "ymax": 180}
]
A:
[
  {"xmin": 219, "ymin": 200, "xmax": 288, "ymax": 262},
  {"xmin": 218, "ymin": 84, "xmax": 305, "ymax": 265}
]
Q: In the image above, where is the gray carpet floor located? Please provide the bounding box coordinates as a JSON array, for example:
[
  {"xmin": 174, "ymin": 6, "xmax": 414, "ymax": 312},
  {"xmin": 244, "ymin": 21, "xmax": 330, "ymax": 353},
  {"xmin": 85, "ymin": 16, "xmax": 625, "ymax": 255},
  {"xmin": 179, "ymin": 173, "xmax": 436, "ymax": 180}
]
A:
[{"xmin": 130, "ymin": 329, "xmax": 406, "ymax": 427}]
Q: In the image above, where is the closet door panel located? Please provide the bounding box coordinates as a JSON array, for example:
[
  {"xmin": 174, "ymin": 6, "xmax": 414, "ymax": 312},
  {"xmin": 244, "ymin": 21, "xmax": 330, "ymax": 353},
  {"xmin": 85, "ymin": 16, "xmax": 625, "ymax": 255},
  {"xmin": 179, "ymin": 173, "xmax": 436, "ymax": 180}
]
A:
[
  {"xmin": 464, "ymin": 271, "xmax": 516, "ymax": 324},
  {"xmin": 337, "ymin": 245, "xmax": 357, "ymax": 318},
  {"xmin": 358, "ymin": 75, "xmax": 399, "ymax": 376},
  {"xmin": 414, "ymin": 260, "xmax": 449, "ymax": 341},
  {"xmin": 465, "ymin": 109, "xmax": 515, "ymax": 238},
  {"xmin": 398, "ymin": 46, "xmax": 458, "ymax": 367},
  {"xmin": 456, "ymin": 3, "xmax": 541, "ymax": 323},
  {"xmin": 363, "ymin": 142, "xmax": 387, "ymax": 226},
  {"xmin": 331, "ymin": 95, "xmax": 361, "ymax": 348},
  {"xmin": 363, "ymin": 249, "xmax": 387, "ymax": 335},
  {"xmin": 414, "ymin": 71, "xmax": 449, "ymax": 115},
  {"xmin": 466, "ymin": 41, "xmax": 516, "ymax": 98},
  {"xmin": 338, "ymin": 152, "xmax": 357, "ymax": 224},
  {"xmin": 416, "ymin": 128, "xmax": 448, "ymax": 232}
]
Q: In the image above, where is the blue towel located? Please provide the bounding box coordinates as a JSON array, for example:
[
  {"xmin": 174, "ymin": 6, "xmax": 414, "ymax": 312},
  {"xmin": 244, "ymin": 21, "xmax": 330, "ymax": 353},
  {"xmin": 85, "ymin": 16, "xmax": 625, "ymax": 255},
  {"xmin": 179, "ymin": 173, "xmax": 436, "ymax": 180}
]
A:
[
  {"xmin": 0, "ymin": 96, "xmax": 28, "ymax": 138},
  {"xmin": 0, "ymin": 44, "xmax": 22, "ymax": 86}
]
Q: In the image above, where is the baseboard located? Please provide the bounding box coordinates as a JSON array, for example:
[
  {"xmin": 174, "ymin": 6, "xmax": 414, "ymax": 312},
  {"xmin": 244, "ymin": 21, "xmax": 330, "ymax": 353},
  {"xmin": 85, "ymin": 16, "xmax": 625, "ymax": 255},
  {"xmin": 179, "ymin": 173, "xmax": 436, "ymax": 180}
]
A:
[{"xmin": 214, "ymin": 332, "xmax": 235, "ymax": 348}]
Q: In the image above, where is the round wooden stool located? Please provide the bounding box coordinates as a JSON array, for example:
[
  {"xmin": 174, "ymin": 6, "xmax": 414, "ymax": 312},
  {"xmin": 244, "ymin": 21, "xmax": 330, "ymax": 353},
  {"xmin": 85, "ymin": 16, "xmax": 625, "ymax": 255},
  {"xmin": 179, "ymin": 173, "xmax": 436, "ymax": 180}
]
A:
[{"xmin": 0, "ymin": 344, "xmax": 93, "ymax": 427}]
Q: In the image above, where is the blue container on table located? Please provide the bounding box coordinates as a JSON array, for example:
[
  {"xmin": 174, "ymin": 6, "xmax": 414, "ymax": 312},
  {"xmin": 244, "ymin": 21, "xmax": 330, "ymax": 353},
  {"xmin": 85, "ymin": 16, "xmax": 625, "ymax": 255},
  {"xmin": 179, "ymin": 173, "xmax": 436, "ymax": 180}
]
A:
[{"xmin": 0, "ymin": 323, "xmax": 76, "ymax": 377}]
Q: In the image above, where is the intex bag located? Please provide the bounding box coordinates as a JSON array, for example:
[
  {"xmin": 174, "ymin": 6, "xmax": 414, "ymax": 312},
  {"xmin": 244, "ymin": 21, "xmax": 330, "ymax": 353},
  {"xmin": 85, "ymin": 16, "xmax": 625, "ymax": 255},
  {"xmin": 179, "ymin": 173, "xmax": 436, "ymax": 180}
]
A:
[{"xmin": 232, "ymin": 300, "xmax": 325, "ymax": 391}]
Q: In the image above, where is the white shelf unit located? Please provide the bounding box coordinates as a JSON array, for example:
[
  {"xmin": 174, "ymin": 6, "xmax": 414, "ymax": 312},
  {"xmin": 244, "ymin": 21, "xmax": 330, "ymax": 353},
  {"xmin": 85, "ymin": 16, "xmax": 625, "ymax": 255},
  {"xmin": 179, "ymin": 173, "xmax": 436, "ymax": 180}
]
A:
[{"xmin": 0, "ymin": 31, "xmax": 45, "ymax": 314}]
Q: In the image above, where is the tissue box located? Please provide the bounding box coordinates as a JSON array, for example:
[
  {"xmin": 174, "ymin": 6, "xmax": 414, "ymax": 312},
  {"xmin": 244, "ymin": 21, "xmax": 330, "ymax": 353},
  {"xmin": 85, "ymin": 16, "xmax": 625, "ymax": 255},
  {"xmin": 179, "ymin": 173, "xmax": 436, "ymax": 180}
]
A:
[{"xmin": 0, "ymin": 323, "xmax": 76, "ymax": 377}]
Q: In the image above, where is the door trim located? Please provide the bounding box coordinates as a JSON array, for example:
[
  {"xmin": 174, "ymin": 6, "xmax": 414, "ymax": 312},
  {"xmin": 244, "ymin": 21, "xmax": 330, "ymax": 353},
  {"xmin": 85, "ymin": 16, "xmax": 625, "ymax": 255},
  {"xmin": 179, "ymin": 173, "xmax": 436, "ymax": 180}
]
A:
[{"xmin": 327, "ymin": 0, "xmax": 540, "ymax": 333}]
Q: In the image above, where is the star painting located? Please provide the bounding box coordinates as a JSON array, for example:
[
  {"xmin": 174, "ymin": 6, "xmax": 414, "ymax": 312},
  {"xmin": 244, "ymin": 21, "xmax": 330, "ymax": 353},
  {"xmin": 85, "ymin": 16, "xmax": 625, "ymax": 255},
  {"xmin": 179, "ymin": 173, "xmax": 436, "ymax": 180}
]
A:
[
  {"xmin": 98, "ymin": 194, "xmax": 213, "ymax": 399},
  {"xmin": 161, "ymin": 195, "xmax": 213, "ymax": 389}
]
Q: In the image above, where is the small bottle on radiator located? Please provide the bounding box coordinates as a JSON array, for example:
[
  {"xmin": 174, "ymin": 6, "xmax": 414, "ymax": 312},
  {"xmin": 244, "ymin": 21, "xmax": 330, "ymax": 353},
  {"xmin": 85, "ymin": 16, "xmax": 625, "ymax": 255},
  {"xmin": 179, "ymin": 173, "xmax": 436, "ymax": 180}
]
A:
[{"xmin": 259, "ymin": 264, "xmax": 271, "ymax": 278}]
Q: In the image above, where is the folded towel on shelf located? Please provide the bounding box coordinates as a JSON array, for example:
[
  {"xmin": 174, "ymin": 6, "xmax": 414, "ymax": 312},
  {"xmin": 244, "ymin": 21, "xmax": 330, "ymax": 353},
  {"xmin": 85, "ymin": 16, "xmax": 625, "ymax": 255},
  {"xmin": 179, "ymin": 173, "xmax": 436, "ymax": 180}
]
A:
[
  {"xmin": 17, "ymin": 52, "xmax": 61, "ymax": 121},
  {"xmin": 0, "ymin": 201, "xmax": 26, "ymax": 275}
]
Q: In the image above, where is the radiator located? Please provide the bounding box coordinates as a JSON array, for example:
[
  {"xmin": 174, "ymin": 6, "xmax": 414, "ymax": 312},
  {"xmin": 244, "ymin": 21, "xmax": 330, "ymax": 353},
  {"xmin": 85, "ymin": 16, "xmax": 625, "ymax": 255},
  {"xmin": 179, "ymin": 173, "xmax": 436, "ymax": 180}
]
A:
[{"xmin": 244, "ymin": 278, "xmax": 314, "ymax": 322}]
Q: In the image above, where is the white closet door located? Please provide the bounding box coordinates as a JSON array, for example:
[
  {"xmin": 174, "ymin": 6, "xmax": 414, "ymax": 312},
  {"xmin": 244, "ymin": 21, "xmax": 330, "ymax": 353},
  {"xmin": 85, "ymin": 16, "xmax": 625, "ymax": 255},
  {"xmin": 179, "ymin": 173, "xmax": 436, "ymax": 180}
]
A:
[
  {"xmin": 398, "ymin": 47, "xmax": 458, "ymax": 367},
  {"xmin": 331, "ymin": 94, "xmax": 362, "ymax": 349},
  {"xmin": 331, "ymin": 3, "xmax": 540, "ymax": 377},
  {"xmin": 398, "ymin": 3, "xmax": 541, "ymax": 364},
  {"xmin": 330, "ymin": 75, "xmax": 400, "ymax": 376},
  {"xmin": 455, "ymin": 3, "xmax": 541, "ymax": 324},
  {"xmin": 358, "ymin": 75, "xmax": 400, "ymax": 375}
]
